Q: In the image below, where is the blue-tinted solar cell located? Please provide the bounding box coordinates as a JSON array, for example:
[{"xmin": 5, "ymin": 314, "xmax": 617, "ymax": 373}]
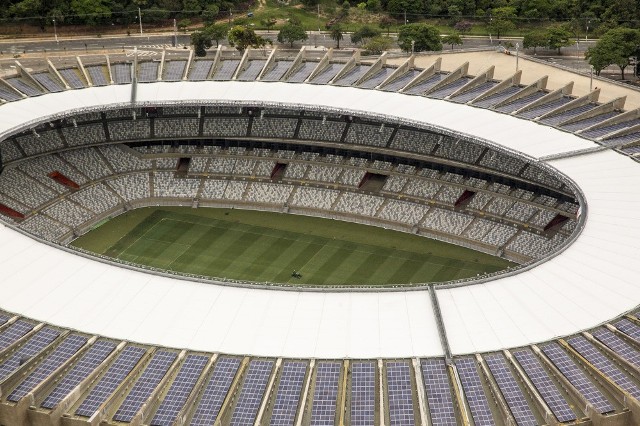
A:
[
  {"xmin": 150, "ymin": 354, "xmax": 209, "ymax": 426},
  {"xmin": 269, "ymin": 361, "xmax": 307, "ymax": 426},
  {"xmin": 58, "ymin": 68, "xmax": 86, "ymax": 89},
  {"xmin": 350, "ymin": 362, "xmax": 375, "ymax": 426},
  {"xmin": 484, "ymin": 354, "xmax": 537, "ymax": 426},
  {"xmin": 0, "ymin": 320, "xmax": 34, "ymax": 351},
  {"xmin": 8, "ymin": 334, "xmax": 87, "ymax": 402},
  {"xmin": 421, "ymin": 359, "xmax": 456, "ymax": 426},
  {"xmin": 513, "ymin": 349, "xmax": 576, "ymax": 423},
  {"xmin": 455, "ymin": 358, "xmax": 494, "ymax": 426},
  {"xmin": 0, "ymin": 315, "xmax": 10, "ymax": 326},
  {"xmin": 41, "ymin": 340, "xmax": 117, "ymax": 409},
  {"xmin": 540, "ymin": 343, "xmax": 614, "ymax": 414},
  {"xmin": 567, "ymin": 336, "xmax": 640, "ymax": 400},
  {"xmin": 113, "ymin": 351, "xmax": 178, "ymax": 422},
  {"xmin": 86, "ymin": 66, "xmax": 108, "ymax": 86},
  {"xmin": 190, "ymin": 357, "xmax": 241, "ymax": 425},
  {"xmin": 75, "ymin": 346, "xmax": 146, "ymax": 417},
  {"xmin": 615, "ymin": 319, "xmax": 640, "ymax": 343},
  {"xmin": 230, "ymin": 359, "xmax": 274, "ymax": 425},
  {"xmin": 310, "ymin": 362, "xmax": 341, "ymax": 425},
  {"xmin": 0, "ymin": 327, "xmax": 60, "ymax": 381},
  {"xmin": 593, "ymin": 328, "xmax": 640, "ymax": 369},
  {"xmin": 386, "ymin": 361, "xmax": 415, "ymax": 426}
]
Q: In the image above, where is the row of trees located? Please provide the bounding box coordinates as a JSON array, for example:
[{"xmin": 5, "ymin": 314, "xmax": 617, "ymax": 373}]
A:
[
  {"xmin": 586, "ymin": 28, "xmax": 640, "ymax": 79},
  {"xmin": 192, "ymin": 21, "xmax": 448, "ymax": 55},
  {"xmin": 2, "ymin": 0, "xmax": 639, "ymax": 37}
]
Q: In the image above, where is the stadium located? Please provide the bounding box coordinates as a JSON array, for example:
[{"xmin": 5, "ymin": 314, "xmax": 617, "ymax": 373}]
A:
[{"xmin": 0, "ymin": 45, "xmax": 638, "ymax": 426}]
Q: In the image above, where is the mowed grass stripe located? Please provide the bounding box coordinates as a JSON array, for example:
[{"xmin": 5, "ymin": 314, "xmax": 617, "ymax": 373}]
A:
[{"xmin": 73, "ymin": 207, "xmax": 515, "ymax": 286}]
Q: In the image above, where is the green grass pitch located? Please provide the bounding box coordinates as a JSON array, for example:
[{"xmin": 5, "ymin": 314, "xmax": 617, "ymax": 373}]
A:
[{"xmin": 71, "ymin": 207, "xmax": 515, "ymax": 286}]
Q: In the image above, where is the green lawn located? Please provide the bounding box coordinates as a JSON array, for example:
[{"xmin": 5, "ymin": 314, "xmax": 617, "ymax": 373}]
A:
[{"xmin": 70, "ymin": 207, "xmax": 514, "ymax": 286}]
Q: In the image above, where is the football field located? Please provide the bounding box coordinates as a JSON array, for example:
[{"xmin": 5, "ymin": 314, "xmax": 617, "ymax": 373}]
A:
[{"xmin": 71, "ymin": 207, "xmax": 514, "ymax": 286}]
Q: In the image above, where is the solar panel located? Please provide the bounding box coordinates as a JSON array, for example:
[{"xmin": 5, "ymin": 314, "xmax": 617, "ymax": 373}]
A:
[
  {"xmin": 334, "ymin": 65, "xmax": 370, "ymax": 86},
  {"xmin": 567, "ymin": 336, "xmax": 640, "ymax": 400},
  {"xmin": 59, "ymin": 68, "xmax": 86, "ymax": 89},
  {"xmin": 513, "ymin": 349, "xmax": 576, "ymax": 423},
  {"xmin": 190, "ymin": 357, "xmax": 241, "ymax": 425},
  {"xmin": 213, "ymin": 60, "xmax": 240, "ymax": 81},
  {"xmin": 164, "ymin": 61, "xmax": 186, "ymax": 81},
  {"xmin": 420, "ymin": 359, "xmax": 456, "ymax": 426},
  {"xmin": 0, "ymin": 314, "xmax": 10, "ymax": 326},
  {"xmin": 139, "ymin": 62, "xmax": 159, "ymax": 83},
  {"xmin": 112, "ymin": 63, "xmax": 132, "ymax": 84},
  {"xmin": 6, "ymin": 78, "xmax": 43, "ymax": 96},
  {"xmin": 229, "ymin": 359, "xmax": 274, "ymax": 425},
  {"xmin": 614, "ymin": 319, "xmax": 640, "ymax": 343},
  {"xmin": 8, "ymin": 334, "xmax": 87, "ymax": 402},
  {"xmin": 380, "ymin": 69, "xmax": 419, "ymax": 91},
  {"xmin": 287, "ymin": 62, "xmax": 316, "ymax": 83},
  {"xmin": 41, "ymin": 340, "xmax": 117, "ymax": 409},
  {"xmin": 310, "ymin": 63, "xmax": 343, "ymax": 84},
  {"xmin": 112, "ymin": 351, "xmax": 178, "ymax": 422},
  {"xmin": 269, "ymin": 361, "xmax": 307, "ymax": 426},
  {"xmin": 32, "ymin": 73, "xmax": 64, "ymax": 92},
  {"xmin": 86, "ymin": 66, "xmax": 108, "ymax": 86},
  {"xmin": 74, "ymin": 346, "xmax": 146, "ymax": 417},
  {"xmin": 188, "ymin": 60, "xmax": 214, "ymax": 81},
  {"xmin": 0, "ymin": 320, "xmax": 34, "ymax": 351},
  {"xmin": 310, "ymin": 361, "xmax": 341, "ymax": 425},
  {"xmin": 386, "ymin": 361, "xmax": 415, "ymax": 426},
  {"xmin": 261, "ymin": 61, "xmax": 292, "ymax": 81},
  {"xmin": 454, "ymin": 358, "xmax": 495, "ymax": 426},
  {"xmin": 593, "ymin": 328, "xmax": 640, "ymax": 369},
  {"xmin": 483, "ymin": 354, "xmax": 537, "ymax": 426},
  {"xmin": 237, "ymin": 60, "xmax": 266, "ymax": 81},
  {"xmin": 540, "ymin": 343, "xmax": 614, "ymax": 414},
  {"xmin": 150, "ymin": 354, "xmax": 208, "ymax": 425},
  {"xmin": 359, "ymin": 68, "xmax": 395, "ymax": 89},
  {"xmin": 0, "ymin": 327, "xmax": 59, "ymax": 381},
  {"xmin": 350, "ymin": 361, "xmax": 375, "ymax": 426}
]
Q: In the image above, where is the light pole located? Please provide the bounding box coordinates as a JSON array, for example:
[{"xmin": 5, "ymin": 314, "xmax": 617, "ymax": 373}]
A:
[
  {"xmin": 138, "ymin": 7, "xmax": 143, "ymax": 35},
  {"xmin": 585, "ymin": 19, "xmax": 590, "ymax": 41},
  {"xmin": 411, "ymin": 40, "xmax": 415, "ymax": 55},
  {"xmin": 52, "ymin": 18, "xmax": 58, "ymax": 43},
  {"xmin": 515, "ymin": 42, "xmax": 519, "ymax": 71},
  {"xmin": 590, "ymin": 65, "xmax": 594, "ymax": 91}
]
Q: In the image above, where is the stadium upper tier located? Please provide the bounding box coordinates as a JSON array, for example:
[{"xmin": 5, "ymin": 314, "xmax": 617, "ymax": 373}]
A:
[{"xmin": 0, "ymin": 47, "xmax": 639, "ymax": 425}]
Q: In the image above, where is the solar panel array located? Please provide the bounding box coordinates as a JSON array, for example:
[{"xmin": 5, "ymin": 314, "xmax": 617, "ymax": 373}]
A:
[
  {"xmin": 41, "ymin": 340, "xmax": 117, "ymax": 409},
  {"xmin": 59, "ymin": 68, "xmax": 86, "ymax": 88},
  {"xmin": 0, "ymin": 320, "xmax": 33, "ymax": 351},
  {"xmin": 512, "ymin": 349, "xmax": 576, "ymax": 423},
  {"xmin": 287, "ymin": 62, "xmax": 316, "ymax": 83},
  {"xmin": 150, "ymin": 354, "xmax": 209, "ymax": 425},
  {"xmin": 213, "ymin": 60, "xmax": 240, "ymax": 81},
  {"xmin": 310, "ymin": 361, "xmax": 341, "ymax": 425},
  {"xmin": 483, "ymin": 353, "xmax": 537, "ymax": 426},
  {"xmin": 237, "ymin": 60, "xmax": 266, "ymax": 81},
  {"xmin": 615, "ymin": 318, "xmax": 640, "ymax": 343},
  {"xmin": 190, "ymin": 357, "xmax": 241, "ymax": 425},
  {"xmin": 333, "ymin": 65, "xmax": 370, "ymax": 86},
  {"xmin": 360, "ymin": 67, "xmax": 395, "ymax": 89},
  {"xmin": 310, "ymin": 63, "xmax": 343, "ymax": 84},
  {"xmin": 86, "ymin": 66, "xmax": 108, "ymax": 86},
  {"xmin": 112, "ymin": 63, "xmax": 132, "ymax": 84},
  {"xmin": 7, "ymin": 334, "xmax": 87, "ymax": 402},
  {"xmin": 0, "ymin": 86, "xmax": 22, "ymax": 101},
  {"xmin": 164, "ymin": 61, "xmax": 186, "ymax": 81},
  {"xmin": 0, "ymin": 327, "xmax": 59, "ymax": 381},
  {"xmin": 229, "ymin": 359, "xmax": 274, "ymax": 425},
  {"xmin": 6, "ymin": 78, "xmax": 43, "ymax": 96},
  {"xmin": 567, "ymin": 336, "xmax": 640, "ymax": 400},
  {"xmin": 593, "ymin": 327, "xmax": 640, "ymax": 369},
  {"xmin": 350, "ymin": 362, "xmax": 375, "ymax": 426},
  {"xmin": 188, "ymin": 60, "xmax": 214, "ymax": 81},
  {"xmin": 261, "ymin": 61, "xmax": 292, "ymax": 81},
  {"xmin": 454, "ymin": 358, "xmax": 495, "ymax": 426},
  {"xmin": 269, "ymin": 361, "xmax": 307, "ymax": 425},
  {"xmin": 112, "ymin": 350, "xmax": 178, "ymax": 422},
  {"xmin": 386, "ymin": 361, "xmax": 415, "ymax": 426},
  {"xmin": 139, "ymin": 62, "xmax": 159, "ymax": 83},
  {"xmin": 32, "ymin": 73, "xmax": 64, "ymax": 92},
  {"xmin": 420, "ymin": 358, "xmax": 457, "ymax": 426},
  {"xmin": 540, "ymin": 343, "xmax": 614, "ymax": 414},
  {"xmin": 74, "ymin": 345, "xmax": 146, "ymax": 417},
  {"xmin": 380, "ymin": 69, "xmax": 419, "ymax": 91},
  {"xmin": 0, "ymin": 314, "xmax": 9, "ymax": 325}
]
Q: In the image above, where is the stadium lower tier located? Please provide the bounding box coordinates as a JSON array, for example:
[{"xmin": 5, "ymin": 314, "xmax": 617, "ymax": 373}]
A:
[
  {"xmin": 0, "ymin": 308, "xmax": 639, "ymax": 425},
  {"xmin": 0, "ymin": 144, "xmax": 577, "ymax": 270}
]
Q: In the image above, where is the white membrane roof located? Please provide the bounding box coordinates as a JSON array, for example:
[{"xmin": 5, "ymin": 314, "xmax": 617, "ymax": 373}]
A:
[{"xmin": 0, "ymin": 81, "xmax": 637, "ymax": 358}]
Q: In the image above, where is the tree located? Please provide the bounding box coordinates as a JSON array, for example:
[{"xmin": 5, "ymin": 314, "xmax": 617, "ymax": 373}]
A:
[
  {"xmin": 386, "ymin": 0, "xmax": 424, "ymax": 19},
  {"xmin": 351, "ymin": 25, "xmax": 381, "ymax": 44},
  {"xmin": 206, "ymin": 23, "xmax": 227, "ymax": 47},
  {"xmin": 277, "ymin": 22, "xmax": 308, "ymax": 47},
  {"xmin": 397, "ymin": 23, "xmax": 442, "ymax": 52},
  {"xmin": 228, "ymin": 25, "xmax": 269, "ymax": 50},
  {"xmin": 379, "ymin": 16, "xmax": 395, "ymax": 36},
  {"xmin": 546, "ymin": 25, "xmax": 573, "ymax": 54},
  {"xmin": 191, "ymin": 30, "xmax": 212, "ymax": 56},
  {"xmin": 586, "ymin": 28, "xmax": 640, "ymax": 79},
  {"xmin": 70, "ymin": 0, "xmax": 112, "ymax": 25},
  {"xmin": 487, "ymin": 6, "xmax": 516, "ymax": 39},
  {"xmin": 442, "ymin": 32, "xmax": 462, "ymax": 50},
  {"xmin": 363, "ymin": 36, "xmax": 393, "ymax": 54},
  {"xmin": 178, "ymin": 18, "xmax": 191, "ymax": 32},
  {"xmin": 330, "ymin": 25, "xmax": 344, "ymax": 48},
  {"xmin": 522, "ymin": 29, "xmax": 547, "ymax": 53},
  {"xmin": 202, "ymin": 4, "xmax": 220, "ymax": 23},
  {"xmin": 261, "ymin": 18, "xmax": 276, "ymax": 32},
  {"xmin": 454, "ymin": 20, "xmax": 473, "ymax": 34}
]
